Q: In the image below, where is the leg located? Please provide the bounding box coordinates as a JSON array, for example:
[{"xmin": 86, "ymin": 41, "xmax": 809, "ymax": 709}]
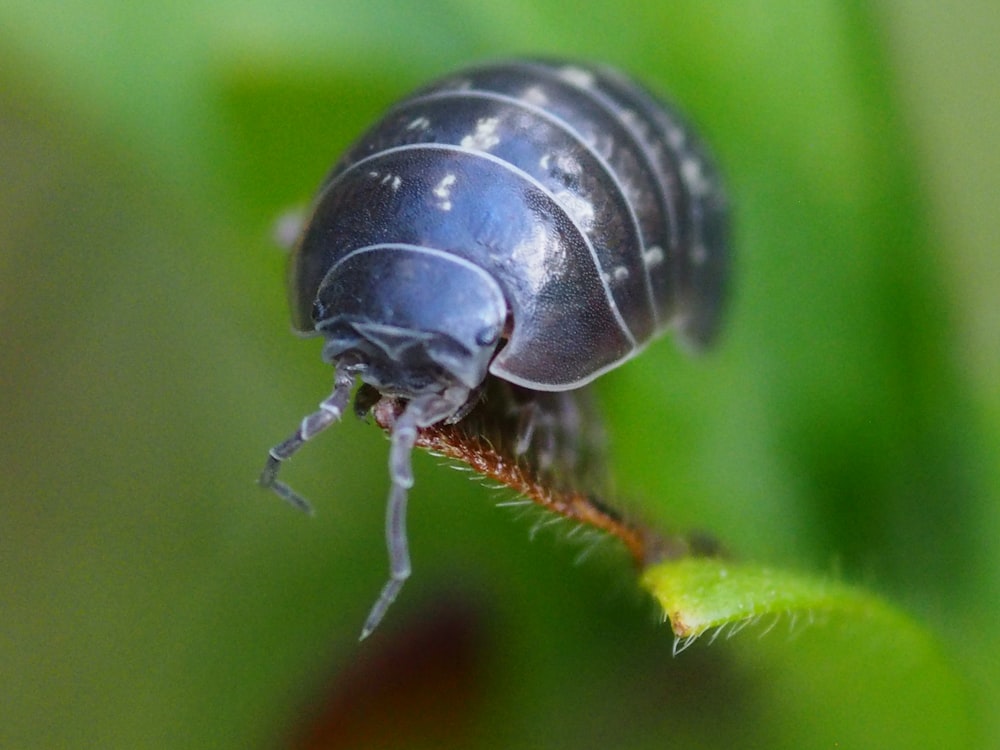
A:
[
  {"xmin": 359, "ymin": 401, "xmax": 418, "ymax": 640},
  {"xmin": 258, "ymin": 365, "xmax": 355, "ymax": 514},
  {"xmin": 359, "ymin": 387, "xmax": 469, "ymax": 639},
  {"xmin": 359, "ymin": 480, "xmax": 411, "ymax": 640},
  {"xmin": 504, "ymin": 384, "xmax": 608, "ymax": 494}
]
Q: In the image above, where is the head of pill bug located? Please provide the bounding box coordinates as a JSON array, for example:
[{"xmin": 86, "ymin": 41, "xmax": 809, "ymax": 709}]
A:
[{"xmin": 312, "ymin": 244, "xmax": 508, "ymax": 398}]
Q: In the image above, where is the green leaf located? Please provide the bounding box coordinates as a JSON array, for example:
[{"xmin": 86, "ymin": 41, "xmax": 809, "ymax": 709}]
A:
[
  {"xmin": 645, "ymin": 557, "xmax": 924, "ymax": 648},
  {"xmin": 643, "ymin": 557, "xmax": 972, "ymax": 747}
]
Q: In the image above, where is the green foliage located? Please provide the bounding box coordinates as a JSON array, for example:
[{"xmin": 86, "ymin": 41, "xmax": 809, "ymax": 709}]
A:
[
  {"xmin": 2, "ymin": 1, "xmax": 997, "ymax": 748},
  {"xmin": 643, "ymin": 558, "xmax": 907, "ymax": 645},
  {"xmin": 642, "ymin": 557, "xmax": 970, "ymax": 747}
]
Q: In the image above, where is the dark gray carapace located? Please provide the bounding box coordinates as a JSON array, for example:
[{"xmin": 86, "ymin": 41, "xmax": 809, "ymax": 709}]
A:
[{"xmin": 260, "ymin": 59, "xmax": 729, "ymax": 639}]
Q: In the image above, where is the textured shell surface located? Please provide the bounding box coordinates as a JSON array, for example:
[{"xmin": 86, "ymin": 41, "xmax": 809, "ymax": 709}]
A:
[{"xmin": 289, "ymin": 58, "xmax": 728, "ymax": 391}]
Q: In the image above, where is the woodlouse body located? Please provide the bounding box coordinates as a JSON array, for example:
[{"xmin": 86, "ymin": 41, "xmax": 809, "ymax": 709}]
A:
[{"xmin": 260, "ymin": 59, "xmax": 728, "ymax": 638}]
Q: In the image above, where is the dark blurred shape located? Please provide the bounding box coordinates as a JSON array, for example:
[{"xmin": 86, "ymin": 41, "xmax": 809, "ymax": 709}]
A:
[{"xmin": 284, "ymin": 595, "xmax": 491, "ymax": 750}]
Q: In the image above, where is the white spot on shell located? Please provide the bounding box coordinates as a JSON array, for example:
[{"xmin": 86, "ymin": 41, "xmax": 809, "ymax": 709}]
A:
[
  {"xmin": 553, "ymin": 190, "xmax": 594, "ymax": 232},
  {"xmin": 511, "ymin": 225, "xmax": 559, "ymax": 294},
  {"xmin": 377, "ymin": 173, "xmax": 403, "ymax": 191},
  {"xmin": 460, "ymin": 116, "xmax": 501, "ymax": 151},
  {"xmin": 690, "ymin": 243, "xmax": 708, "ymax": 266},
  {"xmin": 433, "ymin": 173, "xmax": 457, "ymax": 211},
  {"xmin": 554, "ymin": 152, "xmax": 580, "ymax": 175},
  {"xmin": 521, "ymin": 85, "xmax": 549, "ymax": 107},
  {"xmin": 682, "ymin": 157, "xmax": 712, "ymax": 196},
  {"xmin": 643, "ymin": 245, "xmax": 665, "ymax": 268},
  {"xmin": 407, "ymin": 116, "xmax": 431, "ymax": 131},
  {"xmin": 600, "ymin": 266, "xmax": 631, "ymax": 286},
  {"xmin": 666, "ymin": 124, "xmax": 686, "ymax": 151},
  {"xmin": 544, "ymin": 152, "xmax": 592, "ymax": 231},
  {"xmin": 558, "ymin": 65, "xmax": 595, "ymax": 89}
]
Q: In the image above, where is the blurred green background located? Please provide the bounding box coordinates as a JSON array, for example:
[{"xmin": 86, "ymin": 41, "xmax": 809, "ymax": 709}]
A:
[{"xmin": 2, "ymin": 1, "xmax": 997, "ymax": 748}]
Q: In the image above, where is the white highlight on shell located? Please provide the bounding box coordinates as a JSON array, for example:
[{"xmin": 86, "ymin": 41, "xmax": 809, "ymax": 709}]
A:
[
  {"xmin": 665, "ymin": 123, "xmax": 686, "ymax": 151},
  {"xmin": 552, "ymin": 190, "xmax": 595, "ymax": 233},
  {"xmin": 380, "ymin": 173, "xmax": 402, "ymax": 191},
  {"xmin": 510, "ymin": 224, "xmax": 560, "ymax": 295},
  {"xmin": 544, "ymin": 151, "xmax": 594, "ymax": 232},
  {"xmin": 557, "ymin": 65, "xmax": 596, "ymax": 89},
  {"xmin": 643, "ymin": 245, "xmax": 665, "ymax": 268},
  {"xmin": 690, "ymin": 243, "xmax": 708, "ymax": 266},
  {"xmin": 407, "ymin": 116, "xmax": 431, "ymax": 131},
  {"xmin": 681, "ymin": 156, "xmax": 713, "ymax": 197},
  {"xmin": 432, "ymin": 173, "xmax": 457, "ymax": 211},
  {"xmin": 586, "ymin": 130, "xmax": 610, "ymax": 159},
  {"xmin": 539, "ymin": 150, "xmax": 582, "ymax": 177},
  {"xmin": 600, "ymin": 265, "xmax": 631, "ymax": 285},
  {"xmin": 618, "ymin": 108, "xmax": 638, "ymax": 127},
  {"xmin": 554, "ymin": 152, "xmax": 580, "ymax": 175},
  {"xmin": 460, "ymin": 116, "xmax": 502, "ymax": 151},
  {"xmin": 521, "ymin": 85, "xmax": 550, "ymax": 107}
]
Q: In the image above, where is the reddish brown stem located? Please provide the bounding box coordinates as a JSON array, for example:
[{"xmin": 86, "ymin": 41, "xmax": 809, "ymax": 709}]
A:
[{"xmin": 373, "ymin": 398, "xmax": 675, "ymax": 567}]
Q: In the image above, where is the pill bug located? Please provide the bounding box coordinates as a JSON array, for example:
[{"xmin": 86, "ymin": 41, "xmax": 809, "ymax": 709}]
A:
[{"xmin": 259, "ymin": 58, "xmax": 728, "ymax": 639}]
